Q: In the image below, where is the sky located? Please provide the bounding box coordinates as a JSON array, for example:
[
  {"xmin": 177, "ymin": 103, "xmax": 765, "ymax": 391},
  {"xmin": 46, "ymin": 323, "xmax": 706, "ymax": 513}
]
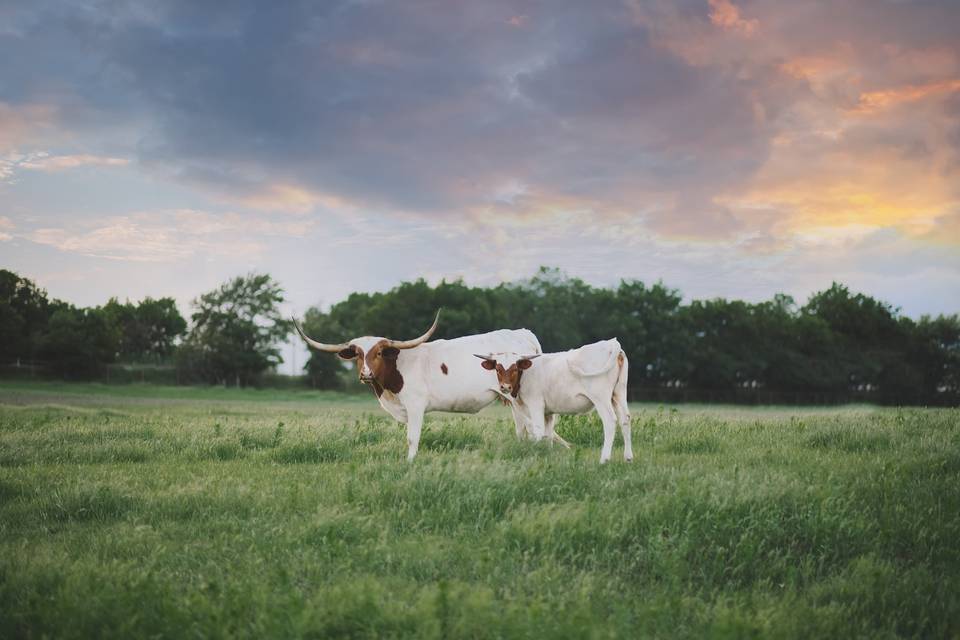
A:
[{"xmin": 2, "ymin": 0, "xmax": 959, "ymax": 372}]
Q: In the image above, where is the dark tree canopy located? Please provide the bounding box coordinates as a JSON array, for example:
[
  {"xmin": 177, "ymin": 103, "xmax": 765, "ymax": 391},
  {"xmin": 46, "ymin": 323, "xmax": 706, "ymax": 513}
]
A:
[
  {"xmin": 301, "ymin": 269, "xmax": 959, "ymax": 405},
  {"xmin": 102, "ymin": 297, "xmax": 187, "ymax": 362},
  {"xmin": 38, "ymin": 304, "xmax": 119, "ymax": 378},
  {"xmin": 1, "ymin": 266, "xmax": 956, "ymax": 404},
  {"xmin": 0, "ymin": 269, "xmax": 51, "ymax": 360},
  {"xmin": 177, "ymin": 273, "xmax": 292, "ymax": 387}
]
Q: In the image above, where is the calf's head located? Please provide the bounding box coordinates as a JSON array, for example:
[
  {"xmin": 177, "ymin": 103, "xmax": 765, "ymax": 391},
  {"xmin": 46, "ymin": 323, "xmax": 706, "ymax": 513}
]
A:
[
  {"xmin": 474, "ymin": 353, "xmax": 540, "ymax": 398},
  {"xmin": 295, "ymin": 311, "xmax": 440, "ymax": 396}
]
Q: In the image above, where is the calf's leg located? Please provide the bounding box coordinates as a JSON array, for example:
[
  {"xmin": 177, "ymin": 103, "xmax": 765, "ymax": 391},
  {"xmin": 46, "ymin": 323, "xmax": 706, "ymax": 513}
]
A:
[
  {"xmin": 524, "ymin": 398, "xmax": 547, "ymax": 440},
  {"xmin": 545, "ymin": 414, "xmax": 571, "ymax": 448},
  {"xmin": 612, "ymin": 395, "xmax": 633, "ymax": 461},
  {"xmin": 593, "ymin": 400, "xmax": 618, "ymax": 464}
]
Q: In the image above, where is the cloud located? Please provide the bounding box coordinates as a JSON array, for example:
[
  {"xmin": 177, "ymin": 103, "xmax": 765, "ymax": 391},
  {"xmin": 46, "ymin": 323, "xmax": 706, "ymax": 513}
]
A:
[
  {"xmin": 850, "ymin": 79, "xmax": 960, "ymax": 115},
  {"xmin": 0, "ymin": 102, "xmax": 57, "ymax": 152},
  {"xmin": 708, "ymin": 0, "xmax": 758, "ymax": 36},
  {"xmin": 0, "ymin": 0, "xmax": 957, "ymax": 304},
  {"xmin": 227, "ymin": 183, "xmax": 349, "ymax": 215},
  {"xmin": 18, "ymin": 153, "xmax": 130, "ymax": 171},
  {"xmin": 25, "ymin": 209, "xmax": 315, "ymax": 262},
  {"xmin": 1, "ymin": 150, "xmax": 129, "ymax": 182}
]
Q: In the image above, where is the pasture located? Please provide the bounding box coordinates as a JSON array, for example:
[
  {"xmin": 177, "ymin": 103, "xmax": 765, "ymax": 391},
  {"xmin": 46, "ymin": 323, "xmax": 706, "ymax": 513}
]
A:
[{"xmin": 1, "ymin": 382, "xmax": 958, "ymax": 638}]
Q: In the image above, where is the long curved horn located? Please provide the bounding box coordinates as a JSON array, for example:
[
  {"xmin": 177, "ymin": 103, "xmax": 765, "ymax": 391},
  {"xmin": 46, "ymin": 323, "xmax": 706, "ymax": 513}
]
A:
[
  {"xmin": 293, "ymin": 318, "xmax": 350, "ymax": 353},
  {"xmin": 473, "ymin": 354, "xmax": 494, "ymax": 360},
  {"xmin": 387, "ymin": 309, "xmax": 441, "ymax": 349}
]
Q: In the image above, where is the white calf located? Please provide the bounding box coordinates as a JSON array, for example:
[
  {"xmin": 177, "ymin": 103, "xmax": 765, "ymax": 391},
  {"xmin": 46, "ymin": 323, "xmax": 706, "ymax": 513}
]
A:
[{"xmin": 476, "ymin": 339, "xmax": 632, "ymax": 463}]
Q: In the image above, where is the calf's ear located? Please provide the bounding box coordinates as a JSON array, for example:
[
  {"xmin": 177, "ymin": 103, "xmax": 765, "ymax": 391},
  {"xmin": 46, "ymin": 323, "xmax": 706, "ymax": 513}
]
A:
[
  {"xmin": 517, "ymin": 359, "xmax": 534, "ymax": 370},
  {"xmin": 337, "ymin": 346, "xmax": 358, "ymax": 360}
]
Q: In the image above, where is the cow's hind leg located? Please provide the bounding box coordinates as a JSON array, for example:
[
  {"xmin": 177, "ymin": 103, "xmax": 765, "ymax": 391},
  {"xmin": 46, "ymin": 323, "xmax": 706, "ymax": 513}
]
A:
[
  {"xmin": 593, "ymin": 400, "xmax": 618, "ymax": 464},
  {"xmin": 612, "ymin": 352, "xmax": 633, "ymax": 461},
  {"xmin": 612, "ymin": 394, "xmax": 632, "ymax": 462}
]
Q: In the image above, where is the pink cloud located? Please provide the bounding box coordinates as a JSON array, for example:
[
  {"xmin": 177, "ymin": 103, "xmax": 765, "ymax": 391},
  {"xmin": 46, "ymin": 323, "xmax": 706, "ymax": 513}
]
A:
[
  {"xmin": 18, "ymin": 154, "xmax": 130, "ymax": 171},
  {"xmin": 708, "ymin": 0, "xmax": 758, "ymax": 36}
]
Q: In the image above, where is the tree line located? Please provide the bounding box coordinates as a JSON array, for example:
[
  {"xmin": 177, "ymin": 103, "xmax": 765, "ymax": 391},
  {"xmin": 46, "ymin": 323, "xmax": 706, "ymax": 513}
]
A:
[
  {"xmin": 2, "ymin": 267, "xmax": 957, "ymax": 405},
  {"xmin": 301, "ymin": 267, "xmax": 958, "ymax": 405}
]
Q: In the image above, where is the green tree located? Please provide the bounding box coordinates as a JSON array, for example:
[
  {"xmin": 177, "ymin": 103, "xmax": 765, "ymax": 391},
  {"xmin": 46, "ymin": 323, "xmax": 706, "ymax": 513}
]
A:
[
  {"xmin": 298, "ymin": 268, "xmax": 957, "ymax": 405},
  {"xmin": 802, "ymin": 282, "xmax": 908, "ymax": 398},
  {"xmin": 38, "ymin": 304, "xmax": 119, "ymax": 378},
  {"xmin": 0, "ymin": 269, "xmax": 51, "ymax": 361},
  {"xmin": 178, "ymin": 274, "xmax": 291, "ymax": 387},
  {"xmin": 103, "ymin": 297, "xmax": 187, "ymax": 362},
  {"xmin": 902, "ymin": 314, "xmax": 960, "ymax": 401}
]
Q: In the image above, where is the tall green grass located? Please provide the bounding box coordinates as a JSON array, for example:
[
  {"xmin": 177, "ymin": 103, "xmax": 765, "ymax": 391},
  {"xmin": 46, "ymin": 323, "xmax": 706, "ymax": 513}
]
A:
[{"xmin": 1, "ymin": 385, "xmax": 958, "ymax": 638}]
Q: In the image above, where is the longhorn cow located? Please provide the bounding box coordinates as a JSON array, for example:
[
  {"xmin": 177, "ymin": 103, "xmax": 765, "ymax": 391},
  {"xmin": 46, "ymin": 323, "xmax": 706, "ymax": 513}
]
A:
[{"xmin": 295, "ymin": 311, "xmax": 542, "ymax": 460}]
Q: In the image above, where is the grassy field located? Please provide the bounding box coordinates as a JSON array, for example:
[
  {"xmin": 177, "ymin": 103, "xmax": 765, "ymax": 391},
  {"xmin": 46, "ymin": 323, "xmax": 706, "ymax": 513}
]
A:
[{"xmin": 1, "ymin": 382, "xmax": 958, "ymax": 638}]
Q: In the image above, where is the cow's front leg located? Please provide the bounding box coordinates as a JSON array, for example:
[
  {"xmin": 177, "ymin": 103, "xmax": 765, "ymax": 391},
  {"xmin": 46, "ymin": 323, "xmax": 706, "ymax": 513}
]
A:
[
  {"xmin": 510, "ymin": 404, "xmax": 527, "ymax": 440},
  {"xmin": 525, "ymin": 399, "xmax": 547, "ymax": 441},
  {"xmin": 405, "ymin": 406, "xmax": 425, "ymax": 462}
]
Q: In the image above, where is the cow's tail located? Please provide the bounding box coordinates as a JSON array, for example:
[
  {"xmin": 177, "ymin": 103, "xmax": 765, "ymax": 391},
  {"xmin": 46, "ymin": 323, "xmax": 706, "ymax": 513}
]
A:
[
  {"xmin": 612, "ymin": 350, "xmax": 629, "ymax": 410},
  {"xmin": 612, "ymin": 350, "xmax": 632, "ymax": 460}
]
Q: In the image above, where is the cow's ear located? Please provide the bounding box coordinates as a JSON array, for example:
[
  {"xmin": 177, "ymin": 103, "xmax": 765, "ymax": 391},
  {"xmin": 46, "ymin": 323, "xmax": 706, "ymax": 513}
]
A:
[
  {"xmin": 380, "ymin": 346, "xmax": 400, "ymax": 360},
  {"xmin": 517, "ymin": 359, "xmax": 534, "ymax": 370},
  {"xmin": 480, "ymin": 359, "xmax": 496, "ymax": 370},
  {"xmin": 337, "ymin": 346, "xmax": 358, "ymax": 360}
]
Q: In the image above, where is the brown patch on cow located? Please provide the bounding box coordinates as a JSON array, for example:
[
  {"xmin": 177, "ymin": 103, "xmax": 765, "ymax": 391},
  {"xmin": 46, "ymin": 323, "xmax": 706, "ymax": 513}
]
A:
[
  {"xmin": 617, "ymin": 351, "xmax": 624, "ymax": 367},
  {"xmin": 441, "ymin": 363, "xmax": 448, "ymax": 375},
  {"xmin": 364, "ymin": 339, "xmax": 404, "ymax": 394}
]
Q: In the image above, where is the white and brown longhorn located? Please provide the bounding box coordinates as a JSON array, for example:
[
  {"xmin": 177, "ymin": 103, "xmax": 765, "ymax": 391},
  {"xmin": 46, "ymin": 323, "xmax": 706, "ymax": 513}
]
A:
[
  {"xmin": 295, "ymin": 311, "xmax": 544, "ymax": 461},
  {"xmin": 295, "ymin": 311, "xmax": 440, "ymax": 397}
]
